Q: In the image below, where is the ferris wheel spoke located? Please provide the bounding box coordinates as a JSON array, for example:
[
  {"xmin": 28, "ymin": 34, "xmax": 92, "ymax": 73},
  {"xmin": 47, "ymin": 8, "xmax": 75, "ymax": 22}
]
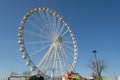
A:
[
  {"xmin": 25, "ymin": 41, "xmax": 52, "ymax": 45},
  {"xmin": 27, "ymin": 16, "xmax": 48, "ymax": 36},
  {"xmin": 51, "ymin": 54, "xmax": 56, "ymax": 77},
  {"xmin": 63, "ymin": 41, "xmax": 73, "ymax": 44},
  {"xmin": 62, "ymin": 44, "xmax": 74, "ymax": 57},
  {"xmin": 35, "ymin": 13, "xmax": 45, "ymax": 26},
  {"xmin": 59, "ymin": 24, "xmax": 65, "ymax": 36},
  {"xmin": 42, "ymin": 59, "xmax": 51, "ymax": 74},
  {"xmin": 52, "ymin": 15, "xmax": 58, "ymax": 37},
  {"xmin": 46, "ymin": 11, "xmax": 52, "ymax": 24},
  {"xmin": 51, "ymin": 50, "xmax": 57, "ymax": 77},
  {"xmin": 38, "ymin": 11, "xmax": 48, "ymax": 25},
  {"xmin": 52, "ymin": 14, "xmax": 57, "ymax": 27},
  {"xmin": 62, "ymin": 43, "xmax": 74, "ymax": 51},
  {"xmin": 37, "ymin": 45, "xmax": 53, "ymax": 68},
  {"xmin": 61, "ymin": 44, "xmax": 74, "ymax": 57},
  {"xmin": 32, "ymin": 14, "xmax": 53, "ymax": 37},
  {"xmin": 24, "ymin": 30, "xmax": 50, "ymax": 40},
  {"xmin": 29, "ymin": 14, "xmax": 44, "ymax": 27},
  {"xmin": 41, "ymin": 46, "xmax": 55, "ymax": 74},
  {"xmin": 60, "ymin": 46, "xmax": 73, "ymax": 70},
  {"xmin": 44, "ymin": 51, "xmax": 54, "ymax": 74},
  {"xmin": 61, "ymin": 30, "xmax": 68, "ymax": 37},
  {"xmin": 63, "ymin": 46, "xmax": 74, "ymax": 58},
  {"xmin": 55, "ymin": 52, "xmax": 59, "ymax": 77},
  {"xmin": 27, "ymin": 19, "xmax": 40, "ymax": 30},
  {"xmin": 37, "ymin": 12, "xmax": 49, "ymax": 29},
  {"xmin": 39, "ymin": 57, "xmax": 51, "ymax": 73},
  {"xmin": 30, "ymin": 12, "xmax": 44, "ymax": 26},
  {"xmin": 44, "ymin": 11, "xmax": 51, "ymax": 25},
  {"xmin": 58, "ymin": 46, "xmax": 69, "ymax": 71},
  {"xmin": 56, "ymin": 19, "xmax": 61, "ymax": 35},
  {"xmin": 56, "ymin": 51, "xmax": 64, "ymax": 75},
  {"xmin": 43, "ymin": 59, "xmax": 52, "ymax": 74},
  {"xmin": 55, "ymin": 63, "xmax": 59, "ymax": 77},
  {"xmin": 62, "ymin": 36, "xmax": 71, "ymax": 40},
  {"xmin": 46, "ymin": 14, "xmax": 56, "ymax": 35},
  {"xmin": 60, "ymin": 50, "xmax": 68, "ymax": 72},
  {"xmin": 30, "ymin": 43, "xmax": 51, "ymax": 57},
  {"xmin": 48, "ymin": 52, "xmax": 56, "ymax": 78}
]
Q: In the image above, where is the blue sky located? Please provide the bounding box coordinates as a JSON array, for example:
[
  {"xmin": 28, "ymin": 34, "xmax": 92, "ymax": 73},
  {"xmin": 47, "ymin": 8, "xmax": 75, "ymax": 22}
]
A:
[{"xmin": 0, "ymin": 0, "xmax": 120, "ymax": 79}]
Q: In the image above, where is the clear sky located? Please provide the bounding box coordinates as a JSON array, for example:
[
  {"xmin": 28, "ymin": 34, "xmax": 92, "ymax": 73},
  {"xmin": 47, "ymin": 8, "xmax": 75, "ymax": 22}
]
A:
[{"xmin": 0, "ymin": 0, "xmax": 120, "ymax": 79}]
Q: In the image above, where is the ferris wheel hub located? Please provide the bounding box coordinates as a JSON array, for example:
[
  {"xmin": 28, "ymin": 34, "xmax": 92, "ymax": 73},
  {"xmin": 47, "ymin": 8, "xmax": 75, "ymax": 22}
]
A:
[{"xmin": 53, "ymin": 36, "xmax": 62, "ymax": 44}]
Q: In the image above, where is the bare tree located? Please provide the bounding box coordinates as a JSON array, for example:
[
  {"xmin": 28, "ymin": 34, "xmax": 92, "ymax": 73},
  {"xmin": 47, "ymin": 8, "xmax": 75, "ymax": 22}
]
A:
[
  {"xmin": 91, "ymin": 72, "xmax": 97, "ymax": 80},
  {"xmin": 88, "ymin": 50, "xmax": 106, "ymax": 80}
]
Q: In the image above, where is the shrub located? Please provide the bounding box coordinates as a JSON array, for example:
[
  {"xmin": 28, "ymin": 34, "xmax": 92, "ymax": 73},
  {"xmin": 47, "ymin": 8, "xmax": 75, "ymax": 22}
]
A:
[{"xmin": 28, "ymin": 75, "xmax": 44, "ymax": 80}]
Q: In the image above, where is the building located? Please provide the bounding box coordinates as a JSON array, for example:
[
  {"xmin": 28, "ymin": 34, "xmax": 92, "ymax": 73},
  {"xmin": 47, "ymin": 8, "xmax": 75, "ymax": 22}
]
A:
[
  {"xmin": 117, "ymin": 76, "xmax": 120, "ymax": 80},
  {"xmin": 8, "ymin": 75, "xmax": 30, "ymax": 80}
]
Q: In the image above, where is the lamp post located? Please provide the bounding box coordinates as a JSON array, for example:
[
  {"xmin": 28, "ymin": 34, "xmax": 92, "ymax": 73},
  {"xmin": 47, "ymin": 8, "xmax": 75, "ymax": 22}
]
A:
[
  {"xmin": 92, "ymin": 50, "xmax": 101, "ymax": 80},
  {"xmin": 92, "ymin": 50, "xmax": 97, "ymax": 62}
]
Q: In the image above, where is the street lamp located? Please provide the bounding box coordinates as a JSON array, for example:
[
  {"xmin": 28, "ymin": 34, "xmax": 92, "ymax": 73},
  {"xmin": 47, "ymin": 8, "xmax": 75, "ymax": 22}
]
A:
[
  {"xmin": 92, "ymin": 50, "xmax": 97, "ymax": 61},
  {"xmin": 92, "ymin": 50, "xmax": 101, "ymax": 80}
]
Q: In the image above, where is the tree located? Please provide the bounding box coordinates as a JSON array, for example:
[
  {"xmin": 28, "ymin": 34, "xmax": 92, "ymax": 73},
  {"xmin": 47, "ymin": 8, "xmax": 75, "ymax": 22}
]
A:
[
  {"xmin": 28, "ymin": 75, "xmax": 44, "ymax": 80},
  {"xmin": 88, "ymin": 50, "xmax": 106, "ymax": 80},
  {"xmin": 28, "ymin": 75, "xmax": 36, "ymax": 80},
  {"xmin": 91, "ymin": 72, "xmax": 97, "ymax": 80}
]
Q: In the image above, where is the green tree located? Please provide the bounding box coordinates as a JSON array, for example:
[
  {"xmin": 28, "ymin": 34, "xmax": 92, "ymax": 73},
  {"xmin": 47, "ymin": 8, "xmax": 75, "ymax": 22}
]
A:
[
  {"xmin": 28, "ymin": 75, "xmax": 44, "ymax": 80},
  {"xmin": 28, "ymin": 75, "xmax": 36, "ymax": 80}
]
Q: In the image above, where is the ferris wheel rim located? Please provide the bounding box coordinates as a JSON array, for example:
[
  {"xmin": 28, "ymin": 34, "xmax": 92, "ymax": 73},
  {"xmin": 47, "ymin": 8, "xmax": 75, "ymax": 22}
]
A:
[{"xmin": 18, "ymin": 7, "xmax": 78, "ymax": 78}]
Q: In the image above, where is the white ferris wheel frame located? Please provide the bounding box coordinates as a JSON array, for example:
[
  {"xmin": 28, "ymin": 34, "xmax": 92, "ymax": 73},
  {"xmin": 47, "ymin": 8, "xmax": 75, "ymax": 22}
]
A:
[{"xmin": 18, "ymin": 7, "xmax": 78, "ymax": 79}]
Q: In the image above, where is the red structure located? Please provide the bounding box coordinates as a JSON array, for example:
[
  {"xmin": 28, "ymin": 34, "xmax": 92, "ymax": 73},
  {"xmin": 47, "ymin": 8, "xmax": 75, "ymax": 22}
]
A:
[{"xmin": 62, "ymin": 71, "xmax": 87, "ymax": 80}]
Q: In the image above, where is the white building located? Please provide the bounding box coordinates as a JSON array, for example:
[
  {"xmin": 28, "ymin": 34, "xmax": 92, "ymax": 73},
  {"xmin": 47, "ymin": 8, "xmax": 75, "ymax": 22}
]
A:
[{"xmin": 117, "ymin": 76, "xmax": 120, "ymax": 80}]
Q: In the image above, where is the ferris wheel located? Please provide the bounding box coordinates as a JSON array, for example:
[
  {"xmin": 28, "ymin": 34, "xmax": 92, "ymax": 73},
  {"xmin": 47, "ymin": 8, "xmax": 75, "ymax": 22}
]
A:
[{"xmin": 18, "ymin": 7, "xmax": 78, "ymax": 79}]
